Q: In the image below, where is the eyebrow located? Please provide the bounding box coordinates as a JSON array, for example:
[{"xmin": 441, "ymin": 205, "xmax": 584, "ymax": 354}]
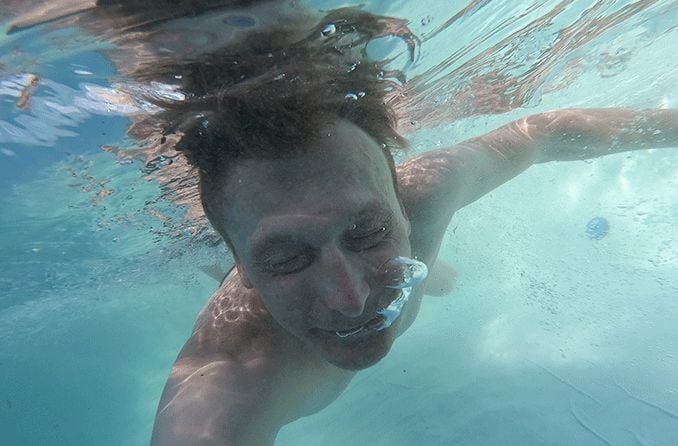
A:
[
  {"xmin": 350, "ymin": 206, "xmax": 392, "ymax": 224},
  {"xmin": 251, "ymin": 234, "xmax": 303, "ymax": 263}
]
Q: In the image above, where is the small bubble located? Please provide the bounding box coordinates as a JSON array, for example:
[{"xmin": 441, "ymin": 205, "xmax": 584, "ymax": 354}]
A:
[
  {"xmin": 346, "ymin": 62, "xmax": 359, "ymax": 72},
  {"xmin": 321, "ymin": 23, "xmax": 337, "ymax": 37},
  {"xmin": 273, "ymin": 73, "xmax": 286, "ymax": 81},
  {"xmin": 345, "ymin": 91, "xmax": 365, "ymax": 101}
]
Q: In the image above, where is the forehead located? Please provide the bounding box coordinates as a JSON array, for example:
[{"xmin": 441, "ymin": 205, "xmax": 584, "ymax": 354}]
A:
[{"xmin": 220, "ymin": 119, "xmax": 397, "ymax": 241}]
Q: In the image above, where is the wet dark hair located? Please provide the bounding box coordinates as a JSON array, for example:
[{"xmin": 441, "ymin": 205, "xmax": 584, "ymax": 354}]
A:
[
  {"xmin": 147, "ymin": 8, "xmax": 412, "ymax": 238},
  {"xmin": 96, "ymin": 0, "xmax": 264, "ymax": 21}
]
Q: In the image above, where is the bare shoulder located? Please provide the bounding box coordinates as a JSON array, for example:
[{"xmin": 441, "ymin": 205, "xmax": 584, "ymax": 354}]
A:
[
  {"xmin": 395, "ymin": 117, "xmax": 539, "ymax": 227},
  {"xmin": 151, "ymin": 272, "xmax": 286, "ymax": 445},
  {"xmin": 395, "ymin": 155, "xmax": 462, "ymax": 263},
  {"xmin": 152, "ymin": 270, "xmax": 353, "ymax": 445}
]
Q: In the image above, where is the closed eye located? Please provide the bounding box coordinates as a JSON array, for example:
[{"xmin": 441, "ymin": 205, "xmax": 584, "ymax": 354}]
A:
[
  {"xmin": 345, "ymin": 225, "xmax": 391, "ymax": 251},
  {"xmin": 261, "ymin": 253, "xmax": 313, "ymax": 275}
]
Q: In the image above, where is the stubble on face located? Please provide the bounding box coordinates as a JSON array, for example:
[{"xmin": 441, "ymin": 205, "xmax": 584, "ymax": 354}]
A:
[{"xmin": 213, "ymin": 118, "xmax": 410, "ymax": 370}]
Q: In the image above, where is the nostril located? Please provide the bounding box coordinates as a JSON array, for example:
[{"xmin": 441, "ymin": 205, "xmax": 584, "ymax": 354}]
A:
[
  {"xmin": 342, "ymin": 296, "xmax": 368, "ymax": 318},
  {"xmin": 322, "ymin": 274, "xmax": 370, "ymax": 317},
  {"xmin": 320, "ymin": 249, "xmax": 370, "ymax": 316},
  {"xmin": 324, "ymin": 287, "xmax": 369, "ymax": 318}
]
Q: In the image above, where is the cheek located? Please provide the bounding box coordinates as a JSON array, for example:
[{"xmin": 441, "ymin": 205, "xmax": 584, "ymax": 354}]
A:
[
  {"xmin": 384, "ymin": 221, "xmax": 412, "ymax": 256},
  {"xmin": 257, "ymin": 276, "xmax": 313, "ymax": 322}
]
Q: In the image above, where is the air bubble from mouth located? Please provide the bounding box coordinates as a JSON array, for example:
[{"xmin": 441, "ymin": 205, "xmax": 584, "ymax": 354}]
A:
[
  {"xmin": 335, "ymin": 256, "xmax": 428, "ymax": 338},
  {"xmin": 335, "ymin": 315, "xmax": 385, "ymax": 338}
]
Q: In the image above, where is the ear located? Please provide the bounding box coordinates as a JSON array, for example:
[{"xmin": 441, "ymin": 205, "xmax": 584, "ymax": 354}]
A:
[{"xmin": 235, "ymin": 259, "xmax": 254, "ymax": 289}]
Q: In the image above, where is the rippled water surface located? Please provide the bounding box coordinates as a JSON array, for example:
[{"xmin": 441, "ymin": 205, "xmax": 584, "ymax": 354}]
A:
[{"xmin": 1, "ymin": 1, "xmax": 677, "ymax": 445}]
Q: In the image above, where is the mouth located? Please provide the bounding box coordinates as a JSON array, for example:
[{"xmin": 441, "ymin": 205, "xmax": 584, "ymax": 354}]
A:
[
  {"xmin": 317, "ymin": 289, "xmax": 407, "ymax": 340},
  {"xmin": 310, "ymin": 256, "xmax": 428, "ymax": 344},
  {"xmin": 333, "ymin": 314, "xmax": 386, "ymax": 338}
]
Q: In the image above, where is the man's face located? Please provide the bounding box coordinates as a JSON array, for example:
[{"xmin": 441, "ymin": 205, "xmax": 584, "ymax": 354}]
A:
[{"xmin": 220, "ymin": 119, "xmax": 411, "ymax": 370}]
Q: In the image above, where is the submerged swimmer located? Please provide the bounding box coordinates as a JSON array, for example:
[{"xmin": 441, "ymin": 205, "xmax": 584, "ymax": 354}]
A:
[
  {"xmin": 151, "ymin": 104, "xmax": 677, "ymax": 445},
  {"xmin": 131, "ymin": 8, "xmax": 678, "ymax": 446},
  {"xmin": 0, "ymin": 2, "xmax": 673, "ymax": 444}
]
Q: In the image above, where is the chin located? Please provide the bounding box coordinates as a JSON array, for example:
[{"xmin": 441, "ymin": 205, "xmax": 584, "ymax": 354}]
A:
[
  {"xmin": 311, "ymin": 324, "xmax": 397, "ymax": 371},
  {"xmin": 325, "ymin": 347, "xmax": 390, "ymax": 371}
]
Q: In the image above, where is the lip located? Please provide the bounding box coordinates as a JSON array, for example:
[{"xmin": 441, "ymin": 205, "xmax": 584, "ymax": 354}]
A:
[
  {"xmin": 333, "ymin": 314, "xmax": 385, "ymax": 334},
  {"xmin": 310, "ymin": 289, "xmax": 403, "ymax": 338},
  {"xmin": 326, "ymin": 313, "xmax": 382, "ymax": 332},
  {"xmin": 311, "ymin": 313, "xmax": 394, "ymax": 343}
]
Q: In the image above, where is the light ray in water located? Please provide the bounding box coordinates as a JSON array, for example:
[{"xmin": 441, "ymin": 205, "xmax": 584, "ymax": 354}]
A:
[{"xmin": 612, "ymin": 378, "xmax": 678, "ymax": 421}]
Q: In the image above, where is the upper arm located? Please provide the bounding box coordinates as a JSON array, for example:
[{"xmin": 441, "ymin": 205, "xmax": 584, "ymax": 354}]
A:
[
  {"xmin": 399, "ymin": 107, "xmax": 678, "ymax": 214},
  {"xmin": 151, "ymin": 355, "xmax": 280, "ymax": 446},
  {"xmin": 398, "ymin": 115, "xmax": 539, "ymax": 213}
]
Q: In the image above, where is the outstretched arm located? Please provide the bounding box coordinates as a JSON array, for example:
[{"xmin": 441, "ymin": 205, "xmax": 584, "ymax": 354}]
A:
[
  {"xmin": 529, "ymin": 108, "xmax": 678, "ymax": 162},
  {"xmin": 151, "ymin": 354, "xmax": 281, "ymax": 446},
  {"xmin": 399, "ymin": 108, "xmax": 678, "ymax": 213}
]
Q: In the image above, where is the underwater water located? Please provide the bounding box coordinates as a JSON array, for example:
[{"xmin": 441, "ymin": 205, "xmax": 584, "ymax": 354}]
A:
[{"xmin": 1, "ymin": 1, "xmax": 677, "ymax": 445}]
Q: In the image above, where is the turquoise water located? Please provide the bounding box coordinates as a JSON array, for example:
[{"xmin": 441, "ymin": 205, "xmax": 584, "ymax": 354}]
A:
[{"xmin": 1, "ymin": 1, "xmax": 677, "ymax": 445}]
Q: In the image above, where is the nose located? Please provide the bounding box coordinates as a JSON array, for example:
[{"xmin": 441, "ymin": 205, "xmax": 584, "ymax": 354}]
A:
[{"xmin": 317, "ymin": 248, "xmax": 370, "ymax": 318}]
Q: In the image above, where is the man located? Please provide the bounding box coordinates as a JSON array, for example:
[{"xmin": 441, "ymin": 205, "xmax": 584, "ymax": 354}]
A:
[
  {"xmin": 149, "ymin": 68, "xmax": 677, "ymax": 443},
  {"xmin": 133, "ymin": 4, "xmax": 678, "ymax": 443}
]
